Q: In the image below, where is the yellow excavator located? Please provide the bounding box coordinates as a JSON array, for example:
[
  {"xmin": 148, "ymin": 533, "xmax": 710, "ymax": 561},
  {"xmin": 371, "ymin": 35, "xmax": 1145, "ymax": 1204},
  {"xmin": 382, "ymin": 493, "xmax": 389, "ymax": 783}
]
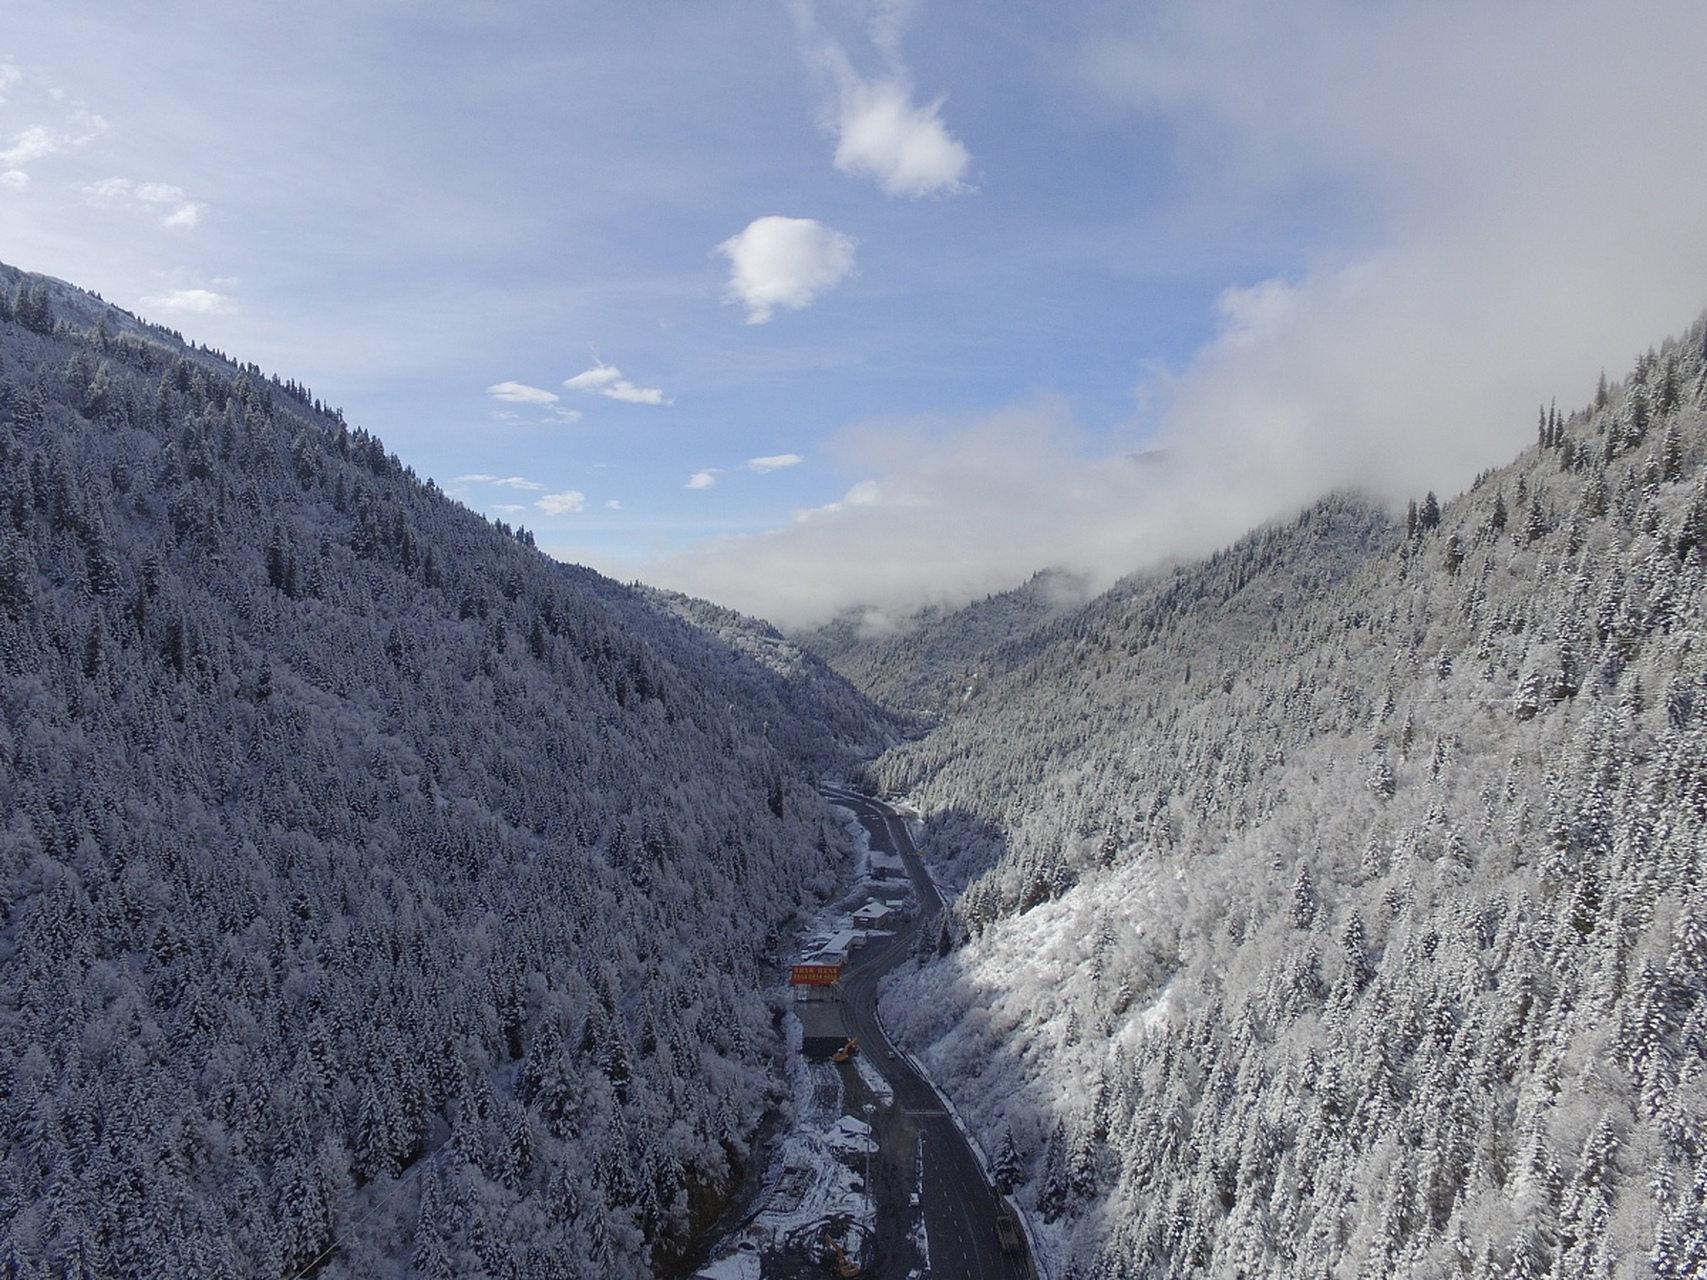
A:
[
  {"xmin": 832, "ymin": 1036, "xmax": 858, "ymax": 1063},
  {"xmin": 820, "ymin": 1228, "xmax": 861, "ymax": 1276}
]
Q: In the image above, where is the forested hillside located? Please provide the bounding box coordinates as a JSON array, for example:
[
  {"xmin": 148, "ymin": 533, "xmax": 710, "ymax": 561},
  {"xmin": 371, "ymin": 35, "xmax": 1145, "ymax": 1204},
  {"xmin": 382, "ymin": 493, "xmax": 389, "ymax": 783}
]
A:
[
  {"xmin": 793, "ymin": 567, "xmax": 1089, "ymax": 719},
  {"xmin": 873, "ymin": 321, "xmax": 1707, "ymax": 1277},
  {"xmin": 0, "ymin": 263, "xmax": 891, "ymax": 1277},
  {"xmin": 637, "ymin": 585, "xmax": 903, "ymax": 769}
]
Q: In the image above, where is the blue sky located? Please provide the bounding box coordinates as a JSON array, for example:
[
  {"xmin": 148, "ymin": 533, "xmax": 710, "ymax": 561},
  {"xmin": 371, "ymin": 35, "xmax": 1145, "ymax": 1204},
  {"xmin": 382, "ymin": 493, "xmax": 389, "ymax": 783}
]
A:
[{"xmin": 6, "ymin": 1, "xmax": 1707, "ymax": 625}]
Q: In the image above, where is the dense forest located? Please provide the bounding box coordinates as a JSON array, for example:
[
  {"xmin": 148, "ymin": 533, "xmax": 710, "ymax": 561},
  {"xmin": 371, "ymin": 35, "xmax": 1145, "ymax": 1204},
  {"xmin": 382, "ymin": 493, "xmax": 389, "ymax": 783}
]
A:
[
  {"xmin": 852, "ymin": 321, "xmax": 1707, "ymax": 1276},
  {"xmin": 0, "ymin": 263, "xmax": 895, "ymax": 1276},
  {"xmin": 12, "ymin": 247, "xmax": 1707, "ymax": 1279}
]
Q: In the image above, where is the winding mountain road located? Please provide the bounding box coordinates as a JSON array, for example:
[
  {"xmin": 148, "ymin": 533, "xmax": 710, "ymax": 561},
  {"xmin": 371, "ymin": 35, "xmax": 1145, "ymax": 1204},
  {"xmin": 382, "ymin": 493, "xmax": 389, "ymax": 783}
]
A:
[{"xmin": 820, "ymin": 785, "xmax": 1035, "ymax": 1280}]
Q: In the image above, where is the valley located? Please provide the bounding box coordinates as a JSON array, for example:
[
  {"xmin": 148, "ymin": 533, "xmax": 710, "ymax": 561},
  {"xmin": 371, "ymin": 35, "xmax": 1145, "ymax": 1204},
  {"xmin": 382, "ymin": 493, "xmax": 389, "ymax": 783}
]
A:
[{"xmin": 3, "ymin": 258, "xmax": 1707, "ymax": 1278}]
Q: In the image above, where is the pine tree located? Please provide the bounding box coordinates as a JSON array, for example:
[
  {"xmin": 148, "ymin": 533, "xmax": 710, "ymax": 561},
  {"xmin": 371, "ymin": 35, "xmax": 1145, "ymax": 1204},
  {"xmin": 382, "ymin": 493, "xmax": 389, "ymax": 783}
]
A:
[
  {"xmin": 1444, "ymin": 533, "xmax": 1464, "ymax": 575},
  {"xmin": 1292, "ymin": 865, "xmax": 1318, "ymax": 929},
  {"xmin": 1420, "ymin": 492, "xmax": 1441, "ymax": 531},
  {"xmin": 1524, "ymin": 498, "xmax": 1547, "ymax": 545},
  {"xmin": 993, "ymin": 1124, "xmax": 1023, "ymax": 1193}
]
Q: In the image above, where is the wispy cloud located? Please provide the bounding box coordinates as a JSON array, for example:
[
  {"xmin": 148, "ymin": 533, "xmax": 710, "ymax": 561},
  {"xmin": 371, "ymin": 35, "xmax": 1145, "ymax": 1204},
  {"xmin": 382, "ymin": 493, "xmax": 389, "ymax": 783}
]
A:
[
  {"xmin": 141, "ymin": 288, "xmax": 233, "ymax": 315},
  {"xmin": 0, "ymin": 72, "xmax": 106, "ymax": 192},
  {"xmin": 625, "ymin": 1, "xmax": 1707, "ymax": 630},
  {"xmin": 86, "ymin": 176, "xmax": 204, "ymax": 228},
  {"xmin": 0, "ymin": 126, "xmax": 58, "ymax": 167},
  {"xmin": 686, "ymin": 470, "xmax": 719, "ymax": 490},
  {"xmin": 717, "ymin": 216, "xmax": 857, "ymax": 324},
  {"xmin": 536, "ymin": 490, "xmax": 587, "ymax": 515},
  {"xmin": 748, "ymin": 453, "xmax": 805, "ymax": 472},
  {"xmin": 793, "ymin": 1, "xmax": 972, "ymax": 198},
  {"xmin": 563, "ymin": 362, "xmax": 669, "ymax": 405},
  {"xmin": 456, "ymin": 473, "xmax": 546, "ymax": 491},
  {"xmin": 632, "ymin": 404, "xmax": 1139, "ymax": 626},
  {"xmin": 486, "ymin": 380, "xmax": 559, "ymax": 405}
]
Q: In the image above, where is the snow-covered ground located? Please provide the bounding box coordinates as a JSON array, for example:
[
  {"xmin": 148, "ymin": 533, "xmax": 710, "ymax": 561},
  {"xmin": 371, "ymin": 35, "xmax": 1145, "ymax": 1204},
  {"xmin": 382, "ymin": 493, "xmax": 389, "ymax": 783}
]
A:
[
  {"xmin": 852, "ymin": 1048, "xmax": 894, "ymax": 1107},
  {"xmin": 693, "ymin": 1240, "xmax": 762, "ymax": 1280}
]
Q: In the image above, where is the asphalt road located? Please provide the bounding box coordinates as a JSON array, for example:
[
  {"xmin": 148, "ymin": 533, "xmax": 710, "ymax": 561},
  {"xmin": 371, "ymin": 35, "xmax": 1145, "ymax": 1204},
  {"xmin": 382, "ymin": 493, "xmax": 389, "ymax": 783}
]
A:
[{"xmin": 821, "ymin": 786, "xmax": 1034, "ymax": 1280}]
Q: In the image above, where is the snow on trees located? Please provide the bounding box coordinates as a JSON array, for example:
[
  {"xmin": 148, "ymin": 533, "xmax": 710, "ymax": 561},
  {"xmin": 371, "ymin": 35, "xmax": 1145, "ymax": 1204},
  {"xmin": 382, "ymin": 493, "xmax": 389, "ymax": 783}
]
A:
[
  {"xmin": 863, "ymin": 313, "xmax": 1707, "ymax": 1278},
  {"xmin": 0, "ymin": 261, "xmax": 894, "ymax": 1274}
]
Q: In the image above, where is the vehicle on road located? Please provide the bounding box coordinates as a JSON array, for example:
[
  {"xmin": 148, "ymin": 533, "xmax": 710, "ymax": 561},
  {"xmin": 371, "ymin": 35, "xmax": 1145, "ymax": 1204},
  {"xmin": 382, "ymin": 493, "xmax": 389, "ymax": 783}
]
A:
[{"xmin": 995, "ymin": 1211, "xmax": 1022, "ymax": 1253}]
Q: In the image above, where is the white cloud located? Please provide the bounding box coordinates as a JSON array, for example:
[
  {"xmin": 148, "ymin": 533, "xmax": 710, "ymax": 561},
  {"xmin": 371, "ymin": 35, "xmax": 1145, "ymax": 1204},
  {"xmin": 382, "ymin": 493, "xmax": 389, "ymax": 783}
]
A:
[
  {"xmin": 686, "ymin": 471, "xmax": 718, "ymax": 490},
  {"xmin": 141, "ymin": 288, "xmax": 233, "ymax": 315},
  {"xmin": 0, "ymin": 171, "xmax": 25, "ymax": 191},
  {"xmin": 563, "ymin": 363, "xmax": 669, "ymax": 405},
  {"xmin": 748, "ymin": 453, "xmax": 805, "ymax": 472},
  {"xmin": 834, "ymin": 78, "xmax": 971, "ymax": 197},
  {"xmin": 604, "ymin": 499, "xmax": 623, "ymax": 510},
  {"xmin": 792, "ymin": 1, "xmax": 972, "ymax": 197},
  {"xmin": 604, "ymin": 381, "xmax": 666, "ymax": 405},
  {"xmin": 486, "ymin": 380, "xmax": 560, "ymax": 405},
  {"xmin": 87, "ymin": 176, "xmax": 204, "ymax": 227},
  {"xmin": 1072, "ymin": 0, "xmax": 1707, "ymax": 528},
  {"xmin": 0, "ymin": 126, "xmax": 57, "ymax": 167},
  {"xmin": 537, "ymin": 490, "xmax": 587, "ymax": 515},
  {"xmin": 69, "ymin": 112, "xmax": 108, "ymax": 145},
  {"xmin": 716, "ymin": 216, "xmax": 857, "ymax": 324},
  {"xmin": 630, "ymin": 404, "xmax": 1143, "ymax": 627},
  {"xmin": 134, "ymin": 181, "xmax": 184, "ymax": 204},
  {"xmin": 564, "ymin": 364, "xmax": 621, "ymax": 391},
  {"xmin": 862, "ymin": 0, "xmax": 918, "ymax": 63},
  {"xmin": 456, "ymin": 474, "xmax": 545, "ymax": 490},
  {"xmin": 624, "ymin": 1, "xmax": 1707, "ymax": 630}
]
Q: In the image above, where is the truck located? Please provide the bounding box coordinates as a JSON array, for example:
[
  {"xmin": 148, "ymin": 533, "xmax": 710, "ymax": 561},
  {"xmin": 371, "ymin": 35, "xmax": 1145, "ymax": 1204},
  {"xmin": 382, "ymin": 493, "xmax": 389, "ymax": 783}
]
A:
[{"xmin": 994, "ymin": 1211, "xmax": 1022, "ymax": 1253}]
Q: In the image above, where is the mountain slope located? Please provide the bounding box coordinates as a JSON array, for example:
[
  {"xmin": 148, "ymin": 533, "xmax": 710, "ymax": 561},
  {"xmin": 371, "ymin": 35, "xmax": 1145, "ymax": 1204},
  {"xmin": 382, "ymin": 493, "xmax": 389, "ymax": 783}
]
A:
[
  {"xmin": 634, "ymin": 584, "xmax": 902, "ymax": 772},
  {"xmin": 793, "ymin": 567, "xmax": 1091, "ymax": 719},
  {"xmin": 872, "ymin": 322, "xmax": 1707, "ymax": 1277},
  {"xmin": 0, "ymin": 263, "xmax": 884, "ymax": 1277}
]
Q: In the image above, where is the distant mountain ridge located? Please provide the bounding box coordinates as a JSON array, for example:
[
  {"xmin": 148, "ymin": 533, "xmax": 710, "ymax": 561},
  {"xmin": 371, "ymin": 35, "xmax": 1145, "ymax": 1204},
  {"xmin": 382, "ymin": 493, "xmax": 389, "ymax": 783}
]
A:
[
  {"xmin": 0, "ymin": 260, "xmax": 893, "ymax": 1276},
  {"xmin": 792, "ymin": 567, "xmax": 1093, "ymax": 719},
  {"xmin": 863, "ymin": 319, "xmax": 1707, "ymax": 1276}
]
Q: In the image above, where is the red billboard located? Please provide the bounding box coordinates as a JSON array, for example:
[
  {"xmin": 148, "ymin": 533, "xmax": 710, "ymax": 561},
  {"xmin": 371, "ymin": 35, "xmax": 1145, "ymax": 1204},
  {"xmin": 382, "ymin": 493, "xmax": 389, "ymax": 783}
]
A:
[{"xmin": 790, "ymin": 964, "xmax": 842, "ymax": 986}]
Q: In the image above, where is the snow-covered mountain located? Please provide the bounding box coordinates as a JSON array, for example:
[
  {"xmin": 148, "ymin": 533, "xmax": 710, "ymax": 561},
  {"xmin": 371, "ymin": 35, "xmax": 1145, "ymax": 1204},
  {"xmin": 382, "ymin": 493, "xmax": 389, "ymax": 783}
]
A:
[
  {"xmin": 13, "ymin": 246, "xmax": 1707, "ymax": 1278},
  {"xmin": 792, "ymin": 567, "xmax": 1091, "ymax": 721},
  {"xmin": 0, "ymin": 262, "xmax": 894, "ymax": 1276},
  {"xmin": 850, "ymin": 324, "xmax": 1707, "ymax": 1276}
]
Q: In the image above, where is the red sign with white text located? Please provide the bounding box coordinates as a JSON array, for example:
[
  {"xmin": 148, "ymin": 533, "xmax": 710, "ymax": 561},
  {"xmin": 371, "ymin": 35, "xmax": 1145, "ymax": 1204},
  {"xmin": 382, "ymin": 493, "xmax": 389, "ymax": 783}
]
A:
[{"xmin": 790, "ymin": 964, "xmax": 842, "ymax": 986}]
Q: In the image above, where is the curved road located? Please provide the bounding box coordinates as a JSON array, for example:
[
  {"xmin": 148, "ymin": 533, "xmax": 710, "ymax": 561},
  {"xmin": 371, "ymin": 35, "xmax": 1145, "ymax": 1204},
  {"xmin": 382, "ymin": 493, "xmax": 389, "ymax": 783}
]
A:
[{"xmin": 821, "ymin": 785, "xmax": 1034, "ymax": 1280}]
